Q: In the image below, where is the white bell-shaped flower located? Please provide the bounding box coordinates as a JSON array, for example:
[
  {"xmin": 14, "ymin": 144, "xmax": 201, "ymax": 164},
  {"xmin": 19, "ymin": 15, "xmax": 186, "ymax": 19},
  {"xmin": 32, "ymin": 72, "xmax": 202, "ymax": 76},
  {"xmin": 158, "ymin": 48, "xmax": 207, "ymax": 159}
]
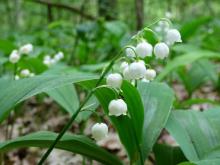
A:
[
  {"xmin": 145, "ymin": 69, "xmax": 156, "ymax": 81},
  {"xmin": 20, "ymin": 69, "xmax": 30, "ymax": 77},
  {"xmin": 120, "ymin": 61, "xmax": 128, "ymax": 73},
  {"xmin": 166, "ymin": 29, "xmax": 182, "ymax": 45},
  {"xmin": 108, "ymin": 99, "xmax": 127, "ymax": 116},
  {"xmin": 141, "ymin": 78, "xmax": 150, "ymax": 83},
  {"xmin": 54, "ymin": 51, "xmax": 64, "ymax": 61},
  {"xmin": 91, "ymin": 123, "xmax": 108, "ymax": 141},
  {"xmin": 123, "ymin": 66, "xmax": 132, "ymax": 80},
  {"xmin": 125, "ymin": 46, "xmax": 136, "ymax": 58},
  {"xmin": 43, "ymin": 55, "xmax": 52, "ymax": 66},
  {"xmin": 19, "ymin": 43, "xmax": 33, "ymax": 54},
  {"xmin": 15, "ymin": 75, "xmax": 20, "ymax": 80},
  {"xmin": 154, "ymin": 42, "xmax": 169, "ymax": 59},
  {"xmin": 135, "ymin": 41, "xmax": 153, "ymax": 58},
  {"xmin": 106, "ymin": 73, "xmax": 123, "ymax": 89},
  {"xmin": 129, "ymin": 61, "xmax": 147, "ymax": 79},
  {"xmin": 9, "ymin": 50, "xmax": 20, "ymax": 63}
]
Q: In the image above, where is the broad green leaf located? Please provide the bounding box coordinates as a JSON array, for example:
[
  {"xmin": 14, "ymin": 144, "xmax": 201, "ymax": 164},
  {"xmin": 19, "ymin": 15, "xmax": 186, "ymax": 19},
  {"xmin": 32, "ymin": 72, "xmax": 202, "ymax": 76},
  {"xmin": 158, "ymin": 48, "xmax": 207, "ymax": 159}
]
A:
[
  {"xmin": 80, "ymin": 62, "xmax": 108, "ymax": 72},
  {"xmin": 76, "ymin": 95, "xmax": 99, "ymax": 123},
  {"xmin": 0, "ymin": 39, "xmax": 16, "ymax": 54},
  {"xmin": 153, "ymin": 144, "xmax": 187, "ymax": 165},
  {"xmin": 156, "ymin": 50, "xmax": 220, "ymax": 81},
  {"xmin": 47, "ymin": 84, "xmax": 99, "ymax": 123},
  {"xmin": 193, "ymin": 159, "xmax": 220, "ymax": 165},
  {"xmin": 46, "ymin": 84, "xmax": 79, "ymax": 115},
  {"xmin": 137, "ymin": 82, "xmax": 174, "ymax": 159},
  {"xmin": 172, "ymin": 44, "xmax": 200, "ymax": 54},
  {"xmin": 0, "ymin": 131, "xmax": 122, "ymax": 165},
  {"xmin": 0, "ymin": 71, "xmax": 98, "ymax": 123},
  {"xmin": 95, "ymin": 81, "xmax": 144, "ymax": 163},
  {"xmin": 180, "ymin": 17, "xmax": 211, "ymax": 40},
  {"xmin": 178, "ymin": 59, "xmax": 218, "ymax": 94},
  {"xmin": 166, "ymin": 109, "xmax": 220, "ymax": 162}
]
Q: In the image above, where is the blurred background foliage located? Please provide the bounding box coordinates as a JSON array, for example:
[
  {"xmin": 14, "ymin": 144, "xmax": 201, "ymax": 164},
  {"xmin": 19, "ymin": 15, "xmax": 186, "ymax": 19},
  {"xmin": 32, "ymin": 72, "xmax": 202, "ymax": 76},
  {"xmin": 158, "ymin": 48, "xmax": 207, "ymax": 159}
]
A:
[
  {"xmin": 0, "ymin": 0, "xmax": 220, "ymax": 106},
  {"xmin": 0, "ymin": 0, "xmax": 219, "ymax": 65}
]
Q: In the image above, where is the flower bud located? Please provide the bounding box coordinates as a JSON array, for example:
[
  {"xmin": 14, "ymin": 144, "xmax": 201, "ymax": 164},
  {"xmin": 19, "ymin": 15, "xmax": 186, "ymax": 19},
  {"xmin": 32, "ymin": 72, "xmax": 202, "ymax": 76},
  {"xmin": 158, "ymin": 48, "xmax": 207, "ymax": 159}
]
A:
[
  {"xmin": 20, "ymin": 69, "xmax": 30, "ymax": 77},
  {"xmin": 166, "ymin": 29, "xmax": 182, "ymax": 45},
  {"xmin": 19, "ymin": 43, "xmax": 33, "ymax": 54},
  {"xmin": 154, "ymin": 42, "xmax": 169, "ymax": 59},
  {"xmin": 125, "ymin": 46, "xmax": 136, "ymax": 58},
  {"xmin": 129, "ymin": 61, "xmax": 146, "ymax": 79},
  {"xmin": 145, "ymin": 69, "xmax": 156, "ymax": 80},
  {"xmin": 108, "ymin": 99, "xmax": 127, "ymax": 116},
  {"xmin": 91, "ymin": 123, "xmax": 108, "ymax": 141},
  {"xmin": 9, "ymin": 50, "xmax": 20, "ymax": 63},
  {"xmin": 106, "ymin": 73, "xmax": 123, "ymax": 89},
  {"xmin": 136, "ymin": 41, "xmax": 153, "ymax": 58},
  {"xmin": 120, "ymin": 61, "xmax": 128, "ymax": 73}
]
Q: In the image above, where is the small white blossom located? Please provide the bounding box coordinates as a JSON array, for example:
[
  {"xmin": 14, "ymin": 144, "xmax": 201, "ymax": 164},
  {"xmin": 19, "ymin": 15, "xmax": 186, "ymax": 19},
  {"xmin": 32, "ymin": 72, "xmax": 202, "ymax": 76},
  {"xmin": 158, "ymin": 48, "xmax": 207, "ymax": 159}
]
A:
[
  {"xmin": 50, "ymin": 59, "xmax": 56, "ymax": 65},
  {"xmin": 43, "ymin": 55, "xmax": 52, "ymax": 66},
  {"xmin": 120, "ymin": 61, "xmax": 128, "ymax": 73},
  {"xmin": 19, "ymin": 43, "xmax": 33, "ymax": 54},
  {"xmin": 106, "ymin": 73, "xmax": 123, "ymax": 89},
  {"xmin": 91, "ymin": 123, "xmax": 108, "ymax": 141},
  {"xmin": 9, "ymin": 50, "xmax": 20, "ymax": 63},
  {"xmin": 141, "ymin": 78, "xmax": 150, "ymax": 83},
  {"xmin": 145, "ymin": 69, "xmax": 156, "ymax": 81},
  {"xmin": 154, "ymin": 42, "xmax": 169, "ymax": 59},
  {"xmin": 15, "ymin": 75, "xmax": 20, "ymax": 80},
  {"xmin": 20, "ymin": 69, "xmax": 30, "ymax": 77},
  {"xmin": 135, "ymin": 41, "xmax": 153, "ymax": 58},
  {"xmin": 155, "ymin": 21, "xmax": 169, "ymax": 33},
  {"xmin": 166, "ymin": 29, "xmax": 182, "ymax": 45},
  {"xmin": 29, "ymin": 73, "xmax": 35, "ymax": 77},
  {"xmin": 129, "ymin": 61, "xmax": 147, "ymax": 79},
  {"xmin": 108, "ymin": 99, "xmax": 127, "ymax": 116},
  {"xmin": 165, "ymin": 12, "xmax": 173, "ymax": 19},
  {"xmin": 125, "ymin": 46, "xmax": 136, "ymax": 58},
  {"xmin": 123, "ymin": 66, "xmax": 132, "ymax": 80},
  {"xmin": 54, "ymin": 51, "xmax": 64, "ymax": 61}
]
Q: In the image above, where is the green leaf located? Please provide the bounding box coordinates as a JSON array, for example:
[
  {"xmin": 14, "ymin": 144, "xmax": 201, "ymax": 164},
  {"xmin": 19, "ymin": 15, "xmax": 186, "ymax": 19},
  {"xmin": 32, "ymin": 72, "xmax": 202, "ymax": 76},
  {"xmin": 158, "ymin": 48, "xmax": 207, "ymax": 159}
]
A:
[
  {"xmin": 0, "ymin": 39, "xmax": 16, "ymax": 55},
  {"xmin": 180, "ymin": 17, "xmax": 211, "ymax": 40},
  {"xmin": 178, "ymin": 159, "xmax": 220, "ymax": 165},
  {"xmin": 153, "ymin": 144, "xmax": 187, "ymax": 165},
  {"xmin": 0, "ymin": 131, "xmax": 122, "ymax": 165},
  {"xmin": 76, "ymin": 95, "xmax": 99, "ymax": 123},
  {"xmin": 156, "ymin": 50, "xmax": 220, "ymax": 81},
  {"xmin": 166, "ymin": 109, "xmax": 220, "ymax": 162},
  {"xmin": 193, "ymin": 159, "xmax": 220, "ymax": 165},
  {"xmin": 137, "ymin": 82, "xmax": 174, "ymax": 159},
  {"xmin": 46, "ymin": 84, "xmax": 79, "ymax": 115},
  {"xmin": 47, "ymin": 84, "xmax": 99, "ymax": 122},
  {"xmin": 95, "ymin": 81, "xmax": 144, "ymax": 163},
  {"xmin": 143, "ymin": 28, "xmax": 159, "ymax": 45},
  {"xmin": 0, "ymin": 71, "xmax": 98, "ymax": 123},
  {"xmin": 178, "ymin": 59, "xmax": 218, "ymax": 94}
]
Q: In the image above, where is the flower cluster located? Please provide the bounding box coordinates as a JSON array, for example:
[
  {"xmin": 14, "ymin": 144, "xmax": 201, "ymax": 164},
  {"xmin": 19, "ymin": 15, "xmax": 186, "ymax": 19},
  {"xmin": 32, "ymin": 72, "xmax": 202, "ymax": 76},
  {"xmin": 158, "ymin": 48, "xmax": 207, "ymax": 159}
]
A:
[
  {"xmin": 92, "ymin": 20, "xmax": 182, "ymax": 142},
  {"xmin": 15, "ymin": 69, "xmax": 35, "ymax": 80},
  {"xmin": 9, "ymin": 43, "xmax": 33, "ymax": 64},
  {"xmin": 43, "ymin": 51, "xmax": 64, "ymax": 67}
]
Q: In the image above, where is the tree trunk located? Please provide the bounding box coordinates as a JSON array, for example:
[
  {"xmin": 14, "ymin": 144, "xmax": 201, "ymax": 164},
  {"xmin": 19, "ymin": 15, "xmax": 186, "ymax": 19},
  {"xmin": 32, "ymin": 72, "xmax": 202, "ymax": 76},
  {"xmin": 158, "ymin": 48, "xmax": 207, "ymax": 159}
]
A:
[{"xmin": 135, "ymin": 0, "xmax": 144, "ymax": 30}]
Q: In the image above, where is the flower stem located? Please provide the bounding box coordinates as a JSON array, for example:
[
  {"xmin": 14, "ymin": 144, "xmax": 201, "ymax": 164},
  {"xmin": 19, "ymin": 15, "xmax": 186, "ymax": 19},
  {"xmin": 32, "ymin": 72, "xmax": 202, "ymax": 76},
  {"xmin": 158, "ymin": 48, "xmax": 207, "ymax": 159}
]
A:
[{"xmin": 38, "ymin": 49, "xmax": 123, "ymax": 165}]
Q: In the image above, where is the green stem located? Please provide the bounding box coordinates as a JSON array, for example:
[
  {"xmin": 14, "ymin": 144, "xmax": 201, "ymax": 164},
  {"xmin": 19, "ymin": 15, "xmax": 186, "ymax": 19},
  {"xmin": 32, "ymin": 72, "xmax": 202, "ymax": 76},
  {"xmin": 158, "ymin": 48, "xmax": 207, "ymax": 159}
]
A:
[{"xmin": 38, "ymin": 48, "xmax": 123, "ymax": 165}]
